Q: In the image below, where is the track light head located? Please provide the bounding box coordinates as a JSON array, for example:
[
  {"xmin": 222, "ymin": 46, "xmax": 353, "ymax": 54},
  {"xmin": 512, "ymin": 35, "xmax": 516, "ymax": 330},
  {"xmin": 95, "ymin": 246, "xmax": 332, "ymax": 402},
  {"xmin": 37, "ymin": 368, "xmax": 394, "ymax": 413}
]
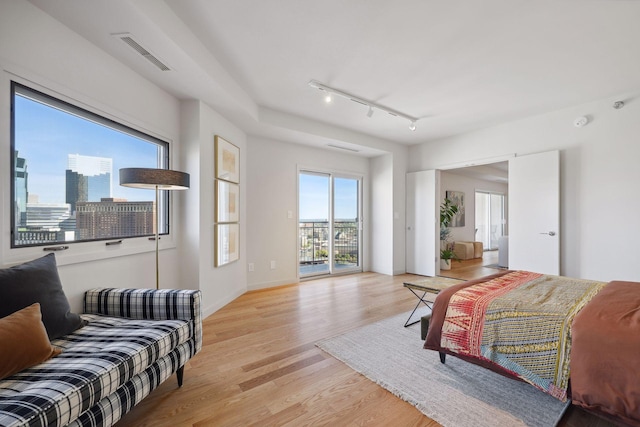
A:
[
  {"xmin": 409, "ymin": 121, "xmax": 417, "ymax": 131},
  {"xmin": 324, "ymin": 91, "xmax": 332, "ymax": 103},
  {"xmin": 367, "ymin": 106, "xmax": 374, "ymax": 118}
]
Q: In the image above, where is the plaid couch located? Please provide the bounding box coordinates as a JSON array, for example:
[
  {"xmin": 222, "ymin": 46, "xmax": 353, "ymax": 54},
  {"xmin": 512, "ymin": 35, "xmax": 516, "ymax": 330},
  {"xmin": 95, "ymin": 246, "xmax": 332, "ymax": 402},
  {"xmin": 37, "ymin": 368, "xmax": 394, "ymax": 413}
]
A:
[{"xmin": 0, "ymin": 288, "xmax": 202, "ymax": 427}]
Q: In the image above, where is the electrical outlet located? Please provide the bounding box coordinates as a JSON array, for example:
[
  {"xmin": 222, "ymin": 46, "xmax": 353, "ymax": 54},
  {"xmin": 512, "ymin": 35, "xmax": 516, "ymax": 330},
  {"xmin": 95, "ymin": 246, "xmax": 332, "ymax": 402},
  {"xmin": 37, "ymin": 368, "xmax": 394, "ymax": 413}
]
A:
[
  {"xmin": 248, "ymin": 263, "xmax": 254, "ymax": 272},
  {"xmin": 270, "ymin": 260, "xmax": 276, "ymax": 270}
]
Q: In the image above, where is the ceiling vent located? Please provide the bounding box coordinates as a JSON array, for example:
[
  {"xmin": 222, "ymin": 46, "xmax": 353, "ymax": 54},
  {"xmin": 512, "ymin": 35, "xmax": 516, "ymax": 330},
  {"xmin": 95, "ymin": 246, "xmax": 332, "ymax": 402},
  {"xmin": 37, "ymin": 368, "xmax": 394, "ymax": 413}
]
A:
[
  {"xmin": 113, "ymin": 33, "xmax": 170, "ymax": 71},
  {"xmin": 327, "ymin": 144, "xmax": 360, "ymax": 153}
]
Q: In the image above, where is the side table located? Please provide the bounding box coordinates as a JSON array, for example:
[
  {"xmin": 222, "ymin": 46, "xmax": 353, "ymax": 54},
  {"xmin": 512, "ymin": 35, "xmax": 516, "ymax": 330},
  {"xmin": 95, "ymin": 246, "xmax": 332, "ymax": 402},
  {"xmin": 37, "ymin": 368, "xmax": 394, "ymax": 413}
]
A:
[{"xmin": 402, "ymin": 280, "xmax": 451, "ymax": 328}]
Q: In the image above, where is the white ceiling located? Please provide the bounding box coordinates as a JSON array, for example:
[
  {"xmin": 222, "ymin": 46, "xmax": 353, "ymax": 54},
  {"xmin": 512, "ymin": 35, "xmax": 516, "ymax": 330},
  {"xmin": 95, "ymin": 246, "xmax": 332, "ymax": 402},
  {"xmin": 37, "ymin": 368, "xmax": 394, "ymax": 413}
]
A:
[{"xmin": 27, "ymin": 0, "xmax": 640, "ymax": 155}]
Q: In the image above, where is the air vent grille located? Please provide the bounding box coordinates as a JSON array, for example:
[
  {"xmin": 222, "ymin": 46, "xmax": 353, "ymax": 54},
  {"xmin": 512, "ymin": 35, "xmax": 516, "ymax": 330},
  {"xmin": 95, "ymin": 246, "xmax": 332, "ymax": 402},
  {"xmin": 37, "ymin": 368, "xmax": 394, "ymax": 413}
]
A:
[
  {"xmin": 116, "ymin": 34, "xmax": 170, "ymax": 71},
  {"xmin": 327, "ymin": 144, "xmax": 360, "ymax": 153}
]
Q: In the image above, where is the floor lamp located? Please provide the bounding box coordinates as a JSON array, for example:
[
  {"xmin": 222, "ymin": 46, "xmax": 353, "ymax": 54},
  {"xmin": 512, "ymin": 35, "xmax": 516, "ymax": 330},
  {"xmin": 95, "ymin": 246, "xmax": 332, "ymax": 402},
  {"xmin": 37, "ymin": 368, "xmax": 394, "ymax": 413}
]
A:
[{"xmin": 119, "ymin": 168, "xmax": 190, "ymax": 289}]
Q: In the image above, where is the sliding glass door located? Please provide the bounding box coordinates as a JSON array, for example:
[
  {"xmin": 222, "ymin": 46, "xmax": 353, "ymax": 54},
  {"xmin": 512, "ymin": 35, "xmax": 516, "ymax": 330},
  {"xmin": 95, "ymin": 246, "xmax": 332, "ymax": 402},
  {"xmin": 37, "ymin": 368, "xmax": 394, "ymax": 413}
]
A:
[
  {"xmin": 299, "ymin": 171, "xmax": 362, "ymax": 278},
  {"xmin": 475, "ymin": 191, "xmax": 506, "ymax": 250}
]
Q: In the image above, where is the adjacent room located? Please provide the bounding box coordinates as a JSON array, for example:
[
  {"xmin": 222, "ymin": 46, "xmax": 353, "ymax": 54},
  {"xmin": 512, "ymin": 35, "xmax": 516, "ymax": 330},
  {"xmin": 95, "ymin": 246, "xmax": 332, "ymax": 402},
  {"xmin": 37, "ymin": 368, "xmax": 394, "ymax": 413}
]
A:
[{"xmin": 1, "ymin": 1, "xmax": 639, "ymax": 426}]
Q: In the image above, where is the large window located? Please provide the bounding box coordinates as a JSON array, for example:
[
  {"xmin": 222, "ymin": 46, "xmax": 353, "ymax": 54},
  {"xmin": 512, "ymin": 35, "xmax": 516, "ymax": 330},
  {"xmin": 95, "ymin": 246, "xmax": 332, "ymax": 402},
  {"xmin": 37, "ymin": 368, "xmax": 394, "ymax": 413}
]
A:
[
  {"xmin": 11, "ymin": 82, "xmax": 169, "ymax": 248},
  {"xmin": 475, "ymin": 191, "xmax": 506, "ymax": 250}
]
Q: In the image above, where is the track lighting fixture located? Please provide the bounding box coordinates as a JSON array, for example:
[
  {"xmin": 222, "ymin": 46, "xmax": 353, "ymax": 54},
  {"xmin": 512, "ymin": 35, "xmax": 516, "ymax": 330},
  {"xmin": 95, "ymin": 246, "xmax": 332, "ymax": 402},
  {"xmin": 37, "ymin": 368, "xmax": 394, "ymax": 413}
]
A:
[
  {"xmin": 308, "ymin": 80, "xmax": 419, "ymax": 131},
  {"xmin": 367, "ymin": 106, "xmax": 374, "ymax": 118}
]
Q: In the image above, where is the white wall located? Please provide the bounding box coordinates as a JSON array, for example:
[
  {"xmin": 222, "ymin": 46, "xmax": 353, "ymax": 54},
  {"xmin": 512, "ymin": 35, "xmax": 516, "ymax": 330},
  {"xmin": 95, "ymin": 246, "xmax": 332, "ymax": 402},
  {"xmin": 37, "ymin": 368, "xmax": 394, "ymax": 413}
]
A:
[
  {"xmin": 180, "ymin": 100, "xmax": 247, "ymax": 316},
  {"xmin": 370, "ymin": 154, "xmax": 393, "ymax": 275},
  {"xmin": 440, "ymin": 171, "xmax": 508, "ymax": 243},
  {"xmin": 391, "ymin": 149, "xmax": 409, "ymax": 275},
  {"xmin": 0, "ymin": 0, "xmax": 183, "ymax": 311},
  {"xmin": 246, "ymin": 137, "xmax": 369, "ymax": 289},
  {"xmin": 410, "ymin": 91, "xmax": 640, "ymax": 282}
]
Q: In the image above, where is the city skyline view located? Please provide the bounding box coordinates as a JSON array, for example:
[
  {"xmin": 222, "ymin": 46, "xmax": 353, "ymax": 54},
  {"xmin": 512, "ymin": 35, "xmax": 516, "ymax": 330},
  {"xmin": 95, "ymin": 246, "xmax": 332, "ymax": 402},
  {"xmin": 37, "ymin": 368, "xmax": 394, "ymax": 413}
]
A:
[{"xmin": 14, "ymin": 92, "xmax": 160, "ymax": 205}]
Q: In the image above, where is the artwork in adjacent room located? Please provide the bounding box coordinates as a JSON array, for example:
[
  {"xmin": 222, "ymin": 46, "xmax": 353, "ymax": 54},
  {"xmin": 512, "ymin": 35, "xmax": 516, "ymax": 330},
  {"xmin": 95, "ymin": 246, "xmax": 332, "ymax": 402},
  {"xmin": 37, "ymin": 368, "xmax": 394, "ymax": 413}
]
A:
[
  {"xmin": 215, "ymin": 223, "xmax": 239, "ymax": 267},
  {"xmin": 446, "ymin": 190, "xmax": 465, "ymax": 227},
  {"xmin": 215, "ymin": 180, "xmax": 239, "ymax": 223},
  {"xmin": 215, "ymin": 135, "xmax": 240, "ymax": 184}
]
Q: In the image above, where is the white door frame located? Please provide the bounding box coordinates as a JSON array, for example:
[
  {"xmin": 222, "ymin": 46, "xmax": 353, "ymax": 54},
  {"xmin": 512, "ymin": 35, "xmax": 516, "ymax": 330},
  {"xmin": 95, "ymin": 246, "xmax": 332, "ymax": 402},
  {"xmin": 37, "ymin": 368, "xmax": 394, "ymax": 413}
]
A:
[
  {"xmin": 434, "ymin": 151, "xmax": 560, "ymax": 275},
  {"xmin": 298, "ymin": 168, "xmax": 363, "ymax": 278}
]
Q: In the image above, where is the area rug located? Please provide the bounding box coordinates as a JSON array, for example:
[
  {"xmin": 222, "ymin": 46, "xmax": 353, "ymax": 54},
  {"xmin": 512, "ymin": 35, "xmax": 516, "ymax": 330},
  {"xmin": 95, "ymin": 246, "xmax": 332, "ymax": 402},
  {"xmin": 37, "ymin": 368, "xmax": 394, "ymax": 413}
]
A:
[
  {"xmin": 484, "ymin": 263, "xmax": 508, "ymax": 270},
  {"xmin": 316, "ymin": 312, "xmax": 570, "ymax": 427}
]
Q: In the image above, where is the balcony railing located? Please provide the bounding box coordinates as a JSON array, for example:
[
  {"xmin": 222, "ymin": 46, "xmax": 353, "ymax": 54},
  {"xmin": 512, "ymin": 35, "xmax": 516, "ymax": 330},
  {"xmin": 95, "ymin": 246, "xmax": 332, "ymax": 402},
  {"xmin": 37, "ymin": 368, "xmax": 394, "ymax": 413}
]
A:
[{"xmin": 299, "ymin": 219, "xmax": 359, "ymax": 275}]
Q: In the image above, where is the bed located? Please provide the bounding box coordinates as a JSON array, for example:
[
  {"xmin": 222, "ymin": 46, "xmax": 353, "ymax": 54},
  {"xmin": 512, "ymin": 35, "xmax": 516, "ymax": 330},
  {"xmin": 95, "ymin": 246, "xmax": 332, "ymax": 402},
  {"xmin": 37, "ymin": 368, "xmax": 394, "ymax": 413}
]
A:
[{"xmin": 424, "ymin": 270, "xmax": 640, "ymax": 426}]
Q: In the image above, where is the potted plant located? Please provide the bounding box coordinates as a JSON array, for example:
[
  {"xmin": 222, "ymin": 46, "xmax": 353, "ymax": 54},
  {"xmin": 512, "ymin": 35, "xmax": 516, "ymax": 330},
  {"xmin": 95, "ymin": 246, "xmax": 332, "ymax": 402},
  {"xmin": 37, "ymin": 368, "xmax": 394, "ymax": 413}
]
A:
[
  {"xmin": 440, "ymin": 198, "xmax": 458, "ymax": 231},
  {"xmin": 440, "ymin": 198, "xmax": 459, "ymax": 270},
  {"xmin": 440, "ymin": 245, "xmax": 456, "ymax": 270}
]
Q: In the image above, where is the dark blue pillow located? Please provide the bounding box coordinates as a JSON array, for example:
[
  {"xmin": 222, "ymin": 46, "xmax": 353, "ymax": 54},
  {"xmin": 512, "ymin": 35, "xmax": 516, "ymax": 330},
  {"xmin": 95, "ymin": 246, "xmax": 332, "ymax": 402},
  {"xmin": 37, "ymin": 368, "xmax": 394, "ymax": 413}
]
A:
[{"xmin": 0, "ymin": 253, "xmax": 86, "ymax": 339}]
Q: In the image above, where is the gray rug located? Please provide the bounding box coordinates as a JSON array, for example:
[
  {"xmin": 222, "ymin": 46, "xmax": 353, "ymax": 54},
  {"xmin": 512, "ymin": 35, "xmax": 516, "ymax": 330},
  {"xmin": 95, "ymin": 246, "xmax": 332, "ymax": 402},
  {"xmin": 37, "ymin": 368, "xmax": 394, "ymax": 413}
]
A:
[
  {"xmin": 484, "ymin": 263, "xmax": 508, "ymax": 270},
  {"xmin": 316, "ymin": 311, "xmax": 570, "ymax": 427}
]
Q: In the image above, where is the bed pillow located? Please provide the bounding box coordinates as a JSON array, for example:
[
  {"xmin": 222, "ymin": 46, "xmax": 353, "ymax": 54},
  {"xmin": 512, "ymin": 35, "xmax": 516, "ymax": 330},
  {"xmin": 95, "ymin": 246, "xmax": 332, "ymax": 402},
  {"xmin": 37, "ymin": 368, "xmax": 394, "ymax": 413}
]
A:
[
  {"xmin": 0, "ymin": 303, "xmax": 62, "ymax": 380},
  {"xmin": 0, "ymin": 253, "xmax": 86, "ymax": 339}
]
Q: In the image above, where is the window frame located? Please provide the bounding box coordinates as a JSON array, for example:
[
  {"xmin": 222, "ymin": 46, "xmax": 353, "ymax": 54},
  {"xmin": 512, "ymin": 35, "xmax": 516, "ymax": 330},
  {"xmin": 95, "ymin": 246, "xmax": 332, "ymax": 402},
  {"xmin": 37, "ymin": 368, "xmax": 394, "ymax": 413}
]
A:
[{"xmin": 5, "ymin": 78, "xmax": 179, "ymax": 266}]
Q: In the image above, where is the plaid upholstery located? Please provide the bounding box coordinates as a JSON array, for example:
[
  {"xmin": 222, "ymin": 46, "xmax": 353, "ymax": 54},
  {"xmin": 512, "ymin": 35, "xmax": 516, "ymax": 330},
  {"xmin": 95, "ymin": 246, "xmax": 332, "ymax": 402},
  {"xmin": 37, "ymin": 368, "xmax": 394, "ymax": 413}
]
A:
[
  {"xmin": 84, "ymin": 288, "xmax": 202, "ymax": 354},
  {"xmin": 0, "ymin": 288, "xmax": 202, "ymax": 427},
  {"xmin": 67, "ymin": 340, "xmax": 196, "ymax": 427}
]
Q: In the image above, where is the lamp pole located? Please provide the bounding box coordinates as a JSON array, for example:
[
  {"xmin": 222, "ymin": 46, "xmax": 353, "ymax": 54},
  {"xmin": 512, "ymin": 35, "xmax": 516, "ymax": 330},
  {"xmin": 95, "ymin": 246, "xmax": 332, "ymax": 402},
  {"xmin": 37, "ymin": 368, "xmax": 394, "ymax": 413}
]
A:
[
  {"xmin": 154, "ymin": 184, "xmax": 160, "ymax": 290},
  {"xmin": 119, "ymin": 168, "xmax": 190, "ymax": 291}
]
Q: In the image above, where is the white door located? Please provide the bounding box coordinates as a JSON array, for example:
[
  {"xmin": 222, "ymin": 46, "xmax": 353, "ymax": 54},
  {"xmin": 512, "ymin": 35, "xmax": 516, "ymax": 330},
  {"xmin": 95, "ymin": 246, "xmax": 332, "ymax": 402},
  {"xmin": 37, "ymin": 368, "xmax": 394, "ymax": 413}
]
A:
[
  {"xmin": 406, "ymin": 170, "xmax": 438, "ymax": 276},
  {"xmin": 508, "ymin": 150, "xmax": 560, "ymax": 275}
]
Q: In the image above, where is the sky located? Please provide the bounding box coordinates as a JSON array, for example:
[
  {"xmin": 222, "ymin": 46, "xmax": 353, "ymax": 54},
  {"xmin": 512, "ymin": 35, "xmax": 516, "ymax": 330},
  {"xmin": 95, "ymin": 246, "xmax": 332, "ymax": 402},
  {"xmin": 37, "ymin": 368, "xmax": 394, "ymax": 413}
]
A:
[
  {"xmin": 14, "ymin": 93, "xmax": 160, "ymax": 204},
  {"xmin": 299, "ymin": 173, "xmax": 358, "ymax": 221}
]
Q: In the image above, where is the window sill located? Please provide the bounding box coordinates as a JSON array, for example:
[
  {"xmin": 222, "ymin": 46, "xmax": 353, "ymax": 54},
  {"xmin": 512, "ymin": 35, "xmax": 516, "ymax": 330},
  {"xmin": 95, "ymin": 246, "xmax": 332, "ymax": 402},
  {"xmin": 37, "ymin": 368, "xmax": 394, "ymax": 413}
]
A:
[{"xmin": 2, "ymin": 235, "xmax": 177, "ymax": 267}]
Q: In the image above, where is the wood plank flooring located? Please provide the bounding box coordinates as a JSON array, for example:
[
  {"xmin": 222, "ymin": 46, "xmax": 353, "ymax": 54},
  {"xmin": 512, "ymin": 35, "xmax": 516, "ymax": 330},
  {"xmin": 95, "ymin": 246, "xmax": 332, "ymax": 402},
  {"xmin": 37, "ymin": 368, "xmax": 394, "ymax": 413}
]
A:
[
  {"xmin": 441, "ymin": 250, "xmax": 505, "ymax": 281},
  {"xmin": 116, "ymin": 268, "xmax": 615, "ymax": 427}
]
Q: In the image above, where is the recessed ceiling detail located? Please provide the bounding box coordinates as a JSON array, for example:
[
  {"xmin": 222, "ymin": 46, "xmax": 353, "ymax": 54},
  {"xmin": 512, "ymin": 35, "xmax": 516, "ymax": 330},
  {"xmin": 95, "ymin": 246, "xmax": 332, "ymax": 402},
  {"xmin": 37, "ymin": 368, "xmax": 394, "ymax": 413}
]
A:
[{"xmin": 113, "ymin": 33, "xmax": 171, "ymax": 72}]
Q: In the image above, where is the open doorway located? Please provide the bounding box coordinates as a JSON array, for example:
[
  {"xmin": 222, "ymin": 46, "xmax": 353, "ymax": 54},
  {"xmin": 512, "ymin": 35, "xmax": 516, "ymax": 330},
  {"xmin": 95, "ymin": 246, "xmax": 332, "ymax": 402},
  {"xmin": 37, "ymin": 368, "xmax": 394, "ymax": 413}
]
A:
[
  {"xmin": 406, "ymin": 151, "xmax": 559, "ymax": 280},
  {"xmin": 439, "ymin": 162, "xmax": 508, "ymax": 280}
]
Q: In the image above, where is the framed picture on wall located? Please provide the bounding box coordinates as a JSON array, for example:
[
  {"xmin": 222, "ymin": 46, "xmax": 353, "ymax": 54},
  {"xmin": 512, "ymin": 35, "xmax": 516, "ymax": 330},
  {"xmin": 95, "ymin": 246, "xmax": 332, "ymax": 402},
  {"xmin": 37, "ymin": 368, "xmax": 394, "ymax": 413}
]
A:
[
  {"xmin": 215, "ymin": 180, "xmax": 239, "ymax": 223},
  {"xmin": 215, "ymin": 223, "xmax": 239, "ymax": 267},
  {"xmin": 215, "ymin": 135, "xmax": 240, "ymax": 183},
  {"xmin": 446, "ymin": 190, "xmax": 465, "ymax": 227}
]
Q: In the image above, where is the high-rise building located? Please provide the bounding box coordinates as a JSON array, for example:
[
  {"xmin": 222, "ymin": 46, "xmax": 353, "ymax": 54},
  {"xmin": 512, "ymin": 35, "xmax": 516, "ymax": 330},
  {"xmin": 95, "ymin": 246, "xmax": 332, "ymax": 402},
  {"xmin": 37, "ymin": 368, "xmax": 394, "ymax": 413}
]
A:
[
  {"xmin": 16, "ymin": 202, "xmax": 74, "ymax": 246},
  {"xmin": 14, "ymin": 151, "xmax": 28, "ymax": 228},
  {"xmin": 76, "ymin": 198, "xmax": 154, "ymax": 240},
  {"xmin": 65, "ymin": 154, "xmax": 112, "ymax": 212},
  {"xmin": 26, "ymin": 202, "xmax": 72, "ymax": 230}
]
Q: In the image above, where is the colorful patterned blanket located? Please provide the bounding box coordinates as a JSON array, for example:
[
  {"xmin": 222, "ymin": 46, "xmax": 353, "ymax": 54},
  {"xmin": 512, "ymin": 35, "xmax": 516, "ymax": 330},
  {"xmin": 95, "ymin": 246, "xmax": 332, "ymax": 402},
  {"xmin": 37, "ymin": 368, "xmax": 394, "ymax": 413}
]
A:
[{"xmin": 440, "ymin": 270, "xmax": 606, "ymax": 401}]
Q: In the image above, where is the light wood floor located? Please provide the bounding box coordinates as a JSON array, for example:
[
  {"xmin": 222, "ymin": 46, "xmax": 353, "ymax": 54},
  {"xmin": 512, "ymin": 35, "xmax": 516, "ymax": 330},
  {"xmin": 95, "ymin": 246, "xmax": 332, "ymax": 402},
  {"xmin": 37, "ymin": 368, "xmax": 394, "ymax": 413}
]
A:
[
  {"xmin": 441, "ymin": 250, "xmax": 504, "ymax": 281},
  {"xmin": 117, "ymin": 265, "xmax": 615, "ymax": 426}
]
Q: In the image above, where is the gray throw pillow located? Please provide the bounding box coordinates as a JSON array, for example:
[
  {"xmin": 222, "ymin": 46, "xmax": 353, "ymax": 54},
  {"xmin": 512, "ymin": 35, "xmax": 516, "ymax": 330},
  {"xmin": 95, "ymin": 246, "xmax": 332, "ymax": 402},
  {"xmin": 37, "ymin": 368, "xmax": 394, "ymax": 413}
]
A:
[{"xmin": 0, "ymin": 253, "xmax": 86, "ymax": 339}]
